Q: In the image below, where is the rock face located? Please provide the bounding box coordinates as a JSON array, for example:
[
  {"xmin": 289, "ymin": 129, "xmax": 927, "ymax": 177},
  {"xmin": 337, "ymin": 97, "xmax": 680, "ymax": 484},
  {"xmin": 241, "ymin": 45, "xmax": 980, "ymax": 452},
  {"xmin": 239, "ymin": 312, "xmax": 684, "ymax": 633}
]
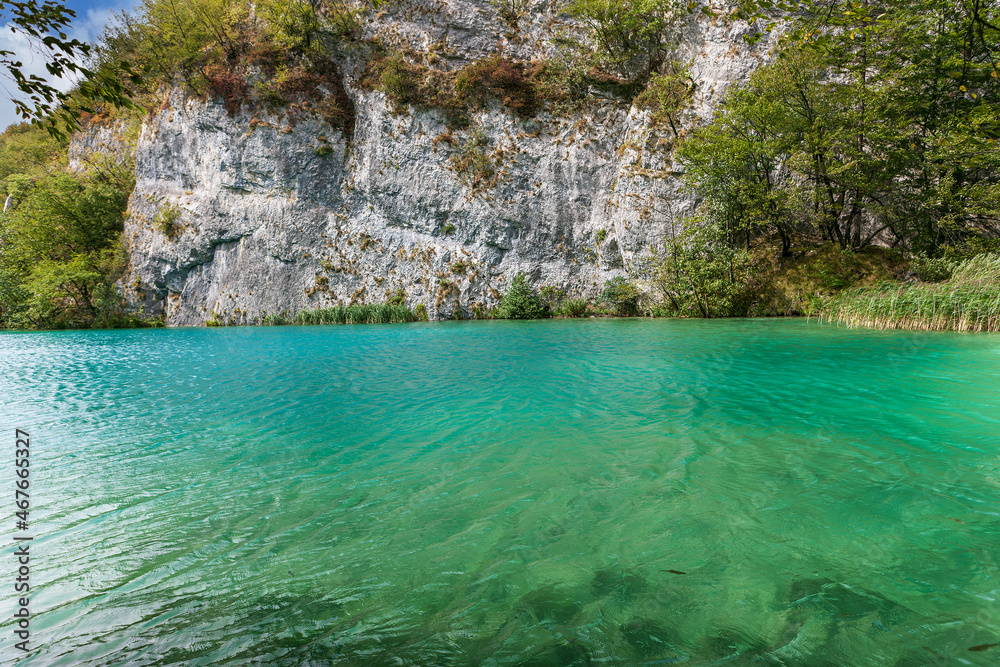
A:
[
  {"xmin": 68, "ymin": 121, "xmax": 134, "ymax": 172},
  {"xmin": 117, "ymin": 0, "xmax": 769, "ymax": 325}
]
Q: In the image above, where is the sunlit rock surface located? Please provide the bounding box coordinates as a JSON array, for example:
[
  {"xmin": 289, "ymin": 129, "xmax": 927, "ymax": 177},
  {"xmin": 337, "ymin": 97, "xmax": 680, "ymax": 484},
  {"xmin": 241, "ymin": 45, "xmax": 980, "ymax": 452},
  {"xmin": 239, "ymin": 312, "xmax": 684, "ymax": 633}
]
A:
[{"xmin": 112, "ymin": 0, "xmax": 769, "ymax": 324}]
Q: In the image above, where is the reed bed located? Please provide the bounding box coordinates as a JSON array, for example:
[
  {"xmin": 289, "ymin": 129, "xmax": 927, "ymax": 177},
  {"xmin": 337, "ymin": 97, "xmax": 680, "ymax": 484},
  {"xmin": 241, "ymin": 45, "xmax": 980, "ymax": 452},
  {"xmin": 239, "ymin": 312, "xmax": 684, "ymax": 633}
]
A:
[
  {"xmin": 264, "ymin": 304, "xmax": 418, "ymax": 326},
  {"xmin": 823, "ymin": 254, "xmax": 1000, "ymax": 332}
]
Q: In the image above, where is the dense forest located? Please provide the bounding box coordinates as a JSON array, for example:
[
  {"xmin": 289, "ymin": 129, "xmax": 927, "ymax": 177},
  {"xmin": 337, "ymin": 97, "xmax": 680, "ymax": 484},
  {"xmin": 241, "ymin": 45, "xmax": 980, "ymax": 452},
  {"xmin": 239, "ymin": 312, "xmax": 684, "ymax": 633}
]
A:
[{"xmin": 0, "ymin": 0, "xmax": 997, "ymax": 330}]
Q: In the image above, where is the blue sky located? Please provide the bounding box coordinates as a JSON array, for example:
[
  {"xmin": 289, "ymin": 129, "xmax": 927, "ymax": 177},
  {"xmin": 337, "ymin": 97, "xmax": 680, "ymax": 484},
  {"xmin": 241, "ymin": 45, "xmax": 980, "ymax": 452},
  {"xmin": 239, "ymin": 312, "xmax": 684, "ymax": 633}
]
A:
[{"xmin": 0, "ymin": 0, "xmax": 135, "ymax": 131}]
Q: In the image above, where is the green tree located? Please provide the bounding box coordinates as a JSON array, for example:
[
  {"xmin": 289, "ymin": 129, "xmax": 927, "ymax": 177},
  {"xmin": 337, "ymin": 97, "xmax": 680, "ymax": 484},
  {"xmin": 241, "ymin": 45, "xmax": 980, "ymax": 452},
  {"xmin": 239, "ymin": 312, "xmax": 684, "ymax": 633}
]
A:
[
  {"xmin": 0, "ymin": 123, "xmax": 62, "ymax": 190},
  {"xmin": 496, "ymin": 272, "xmax": 546, "ymax": 319},
  {"xmin": 1, "ymin": 1, "xmax": 139, "ymax": 137},
  {"xmin": 681, "ymin": 0, "xmax": 1000, "ymax": 255},
  {"xmin": 600, "ymin": 277, "xmax": 640, "ymax": 315},
  {"xmin": 676, "ymin": 64, "xmax": 794, "ymax": 256},
  {"xmin": 632, "ymin": 61, "xmax": 695, "ymax": 135},
  {"xmin": 96, "ymin": 0, "xmax": 236, "ymax": 89},
  {"xmin": 0, "ymin": 164, "xmax": 135, "ymax": 328},
  {"xmin": 645, "ymin": 220, "xmax": 761, "ymax": 318},
  {"xmin": 94, "ymin": 0, "xmax": 367, "ymax": 126},
  {"xmin": 564, "ymin": 0, "xmax": 689, "ymax": 79}
]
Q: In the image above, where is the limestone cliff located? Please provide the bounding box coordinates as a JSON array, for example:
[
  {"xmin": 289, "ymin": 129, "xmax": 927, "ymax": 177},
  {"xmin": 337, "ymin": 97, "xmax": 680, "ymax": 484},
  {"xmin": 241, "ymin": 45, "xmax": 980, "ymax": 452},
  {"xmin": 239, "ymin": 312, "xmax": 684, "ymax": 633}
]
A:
[{"xmin": 107, "ymin": 0, "xmax": 769, "ymax": 324}]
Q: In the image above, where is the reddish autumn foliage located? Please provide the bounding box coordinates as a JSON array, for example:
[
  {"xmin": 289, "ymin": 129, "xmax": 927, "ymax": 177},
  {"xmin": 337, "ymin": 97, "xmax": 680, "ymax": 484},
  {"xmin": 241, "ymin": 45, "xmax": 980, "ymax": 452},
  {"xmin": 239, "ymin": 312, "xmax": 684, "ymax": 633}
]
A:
[
  {"xmin": 203, "ymin": 66, "xmax": 250, "ymax": 116},
  {"xmin": 455, "ymin": 56, "xmax": 538, "ymax": 116}
]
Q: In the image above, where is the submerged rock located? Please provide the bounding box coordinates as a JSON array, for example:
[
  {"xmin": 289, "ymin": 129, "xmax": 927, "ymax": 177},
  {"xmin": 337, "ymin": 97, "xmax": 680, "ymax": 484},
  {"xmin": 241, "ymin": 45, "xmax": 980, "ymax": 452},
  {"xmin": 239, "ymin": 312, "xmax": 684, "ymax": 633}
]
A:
[
  {"xmin": 590, "ymin": 567, "xmax": 647, "ymax": 601},
  {"xmin": 789, "ymin": 580, "xmax": 911, "ymax": 626},
  {"xmin": 519, "ymin": 584, "xmax": 581, "ymax": 624},
  {"xmin": 515, "ymin": 638, "xmax": 594, "ymax": 667},
  {"xmin": 699, "ymin": 626, "xmax": 770, "ymax": 661},
  {"xmin": 786, "ymin": 577, "xmax": 836, "ymax": 604},
  {"xmin": 620, "ymin": 617, "xmax": 679, "ymax": 657}
]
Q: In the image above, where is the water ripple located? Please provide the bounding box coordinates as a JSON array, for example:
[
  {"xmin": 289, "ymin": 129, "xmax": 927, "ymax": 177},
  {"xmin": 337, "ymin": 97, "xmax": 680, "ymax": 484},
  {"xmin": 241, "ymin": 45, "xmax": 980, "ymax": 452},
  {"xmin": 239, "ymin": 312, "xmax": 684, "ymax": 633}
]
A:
[{"xmin": 2, "ymin": 320, "xmax": 1000, "ymax": 664}]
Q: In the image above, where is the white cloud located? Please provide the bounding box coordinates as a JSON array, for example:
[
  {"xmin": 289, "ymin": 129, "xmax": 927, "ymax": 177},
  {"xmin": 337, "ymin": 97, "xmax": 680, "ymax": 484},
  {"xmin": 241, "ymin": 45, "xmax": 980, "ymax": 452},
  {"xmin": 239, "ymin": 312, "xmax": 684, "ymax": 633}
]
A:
[{"xmin": 0, "ymin": 4, "xmax": 129, "ymax": 132}]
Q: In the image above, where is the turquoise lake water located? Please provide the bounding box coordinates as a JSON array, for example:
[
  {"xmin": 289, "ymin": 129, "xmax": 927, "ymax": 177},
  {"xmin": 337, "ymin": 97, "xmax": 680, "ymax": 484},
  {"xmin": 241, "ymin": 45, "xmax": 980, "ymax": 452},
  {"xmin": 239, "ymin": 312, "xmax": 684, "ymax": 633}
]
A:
[{"xmin": 2, "ymin": 318, "xmax": 1000, "ymax": 665}]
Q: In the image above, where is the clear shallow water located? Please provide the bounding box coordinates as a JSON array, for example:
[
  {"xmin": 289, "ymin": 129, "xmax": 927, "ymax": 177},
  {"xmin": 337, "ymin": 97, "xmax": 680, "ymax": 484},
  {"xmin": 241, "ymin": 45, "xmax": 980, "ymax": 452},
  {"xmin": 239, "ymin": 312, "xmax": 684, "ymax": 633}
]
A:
[{"xmin": 1, "ymin": 319, "xmax": 1000, "ymax": 666}]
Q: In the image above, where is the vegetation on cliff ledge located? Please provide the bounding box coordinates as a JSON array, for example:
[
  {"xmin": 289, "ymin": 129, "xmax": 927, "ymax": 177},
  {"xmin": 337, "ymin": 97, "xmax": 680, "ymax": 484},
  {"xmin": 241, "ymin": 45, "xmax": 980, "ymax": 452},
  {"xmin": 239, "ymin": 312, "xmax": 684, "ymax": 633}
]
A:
[{"xmin": 91, "ymin": 0, "xmax": 369, "ymax": 136}]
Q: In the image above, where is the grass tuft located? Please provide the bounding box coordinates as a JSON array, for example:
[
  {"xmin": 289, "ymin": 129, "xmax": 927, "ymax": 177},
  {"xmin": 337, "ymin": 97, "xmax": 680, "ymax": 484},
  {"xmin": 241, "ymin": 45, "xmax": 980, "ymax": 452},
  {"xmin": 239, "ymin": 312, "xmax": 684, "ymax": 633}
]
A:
[
  {"xmin": 292, "ymin": 303, "xmax": 418, "ymax": 325},
  {"xmin": 823, "ymin": 254, "xmax": 1000, "ymax": 332},
  {"xmin": 261, "ymin": 313, "xmax": 290, "ymax": 326}
]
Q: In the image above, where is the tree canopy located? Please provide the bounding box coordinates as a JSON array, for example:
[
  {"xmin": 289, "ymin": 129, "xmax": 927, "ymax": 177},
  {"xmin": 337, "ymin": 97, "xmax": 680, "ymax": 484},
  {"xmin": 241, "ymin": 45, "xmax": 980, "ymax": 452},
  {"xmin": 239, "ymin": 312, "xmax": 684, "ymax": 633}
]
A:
[
  {"xmin": 0, "ymin": 1, "xmax": 140, "ymax": 137},
  {"xmin": 678, "ymin": 0, "xmax": 1000, "ymax": 255}
]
